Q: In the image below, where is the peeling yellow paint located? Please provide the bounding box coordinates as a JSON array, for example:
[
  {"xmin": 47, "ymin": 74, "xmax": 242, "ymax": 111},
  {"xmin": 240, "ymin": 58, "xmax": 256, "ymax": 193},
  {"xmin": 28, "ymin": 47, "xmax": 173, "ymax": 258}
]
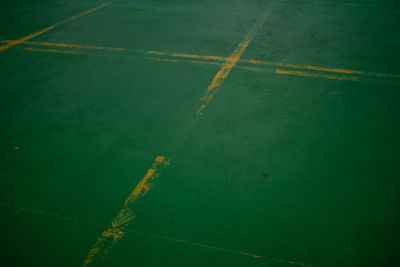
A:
[{"xmin": 83, "ymin": 156, "xmax": 170, "ymax": 266}]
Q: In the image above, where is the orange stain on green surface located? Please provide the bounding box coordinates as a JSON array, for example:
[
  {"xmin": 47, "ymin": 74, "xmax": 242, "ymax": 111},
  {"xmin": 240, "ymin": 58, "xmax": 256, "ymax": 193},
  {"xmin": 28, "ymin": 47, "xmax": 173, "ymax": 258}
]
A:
[{"xmin": 83, "ymin": 156, "xmax": 170, "ymax": 266}]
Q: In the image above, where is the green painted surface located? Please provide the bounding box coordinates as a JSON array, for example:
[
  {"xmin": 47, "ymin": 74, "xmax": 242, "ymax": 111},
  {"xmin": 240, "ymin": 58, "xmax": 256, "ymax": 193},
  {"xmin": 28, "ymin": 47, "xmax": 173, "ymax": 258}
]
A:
[{"xmin": 1, "ymin": 0, "xmax": 399, "ymax": 266}]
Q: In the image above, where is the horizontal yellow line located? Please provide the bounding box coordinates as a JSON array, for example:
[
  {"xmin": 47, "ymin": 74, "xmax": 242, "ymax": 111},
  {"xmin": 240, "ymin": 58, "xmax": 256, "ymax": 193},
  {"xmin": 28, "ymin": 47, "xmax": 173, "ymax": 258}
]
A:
[
  {"xmin": 24, "ymin": 47, "xmax": 80, "ymax": 55},
  {"xmin": 148, "ymin": 56, "xmax": 223, "ymax": 66},
  {"xmin": 4, "ymin": 39, "xmax": 398, "ymax": 80},
  {"xmin": 275, "ymin": 62, "xmax": 362, "ymax": 75},
  {"xmin": 148, "ymin": 50, "xmax": 225, "ymax": 61},
  {"xmin": 275, "ymin": 69, "xmax": 358, "ymax": 81},
  {"xmin": 24, "ymin": 40, "xmax": 128, "ymax": 51},
  {"xmin": 149, "ymin": 57, "xmax": 263, "ymax": 72}
]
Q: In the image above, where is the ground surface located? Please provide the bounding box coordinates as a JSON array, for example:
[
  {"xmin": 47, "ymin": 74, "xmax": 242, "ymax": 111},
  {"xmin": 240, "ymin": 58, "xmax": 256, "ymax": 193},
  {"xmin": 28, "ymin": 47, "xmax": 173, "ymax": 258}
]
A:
[{"xmin": 1, "ymin": 0, "xmax": 399, "ymax": 266}]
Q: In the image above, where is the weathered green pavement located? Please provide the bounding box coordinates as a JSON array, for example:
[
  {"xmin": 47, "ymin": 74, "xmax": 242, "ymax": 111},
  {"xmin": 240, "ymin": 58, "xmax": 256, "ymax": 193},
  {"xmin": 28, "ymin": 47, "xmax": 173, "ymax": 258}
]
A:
[{"xmin": 1, "ymin": 0, "xmax": 399, "ymax": 266}]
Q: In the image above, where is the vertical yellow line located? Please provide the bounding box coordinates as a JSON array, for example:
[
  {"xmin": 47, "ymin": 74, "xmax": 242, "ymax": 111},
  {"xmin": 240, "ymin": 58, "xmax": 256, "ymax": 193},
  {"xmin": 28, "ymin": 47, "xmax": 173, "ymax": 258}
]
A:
[
  {"xmin": 0, "ymin": 2, "xmax": 114, "ymax": 52},
  {"xmin": 83, "ymin": 156, "xmax": 170, "ymax": 266}
]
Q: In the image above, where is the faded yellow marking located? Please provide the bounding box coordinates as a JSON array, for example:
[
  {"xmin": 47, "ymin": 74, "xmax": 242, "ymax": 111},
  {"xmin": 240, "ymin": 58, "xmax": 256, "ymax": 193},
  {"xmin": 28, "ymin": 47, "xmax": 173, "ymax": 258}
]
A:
[
  {"xmin": 24, "ymin": 47, "xmax": 79, "ymax": 55},
  {"xmin": 275, "ymin": 69, "xmax": 358, "ymax": 81},
  {"xmin": 148, "ymin": 57, "xmax": 264, "ymax": 73},
  {"xmin": 70, "ymin": 2, "xmax": 113, "ymax": 20},
  {"xmin": 148, "ymin": 50, "xmax": 225, "ymax": 61},
  {"xmin": 275, "ymin": 62, "xmax": 362, "ymax": 74},
  {"xmin": 148, "ymin": 57, "xmax": 223, "ymax": 66},
  {"xmin": 245, "ymin": 59, "xmax": 268, "ymax": 65},
  {"xmin": 2, "ymin": 38, "xmax": 396, "ymax": 80},
  {"xmin": 196, "ymin": 8, "xmax": 269, "ymax": 116},
  {"xmin": 24, "ymin": 41, "xmax": 128, "ymax": 51},
  {"xmin": 83, "ymin": 156, "xmax": 170, "ymax": 266},
  {"xmin": 170, "ymin": 52, "xmax": 225, "ymax": 61},
  {"xmin": 0, "ymin": 2, "xmax": 113, "ymax": 52},
  {"xmin": 240, "ymin": 66, "xmax": 263, "ymax": 72}
]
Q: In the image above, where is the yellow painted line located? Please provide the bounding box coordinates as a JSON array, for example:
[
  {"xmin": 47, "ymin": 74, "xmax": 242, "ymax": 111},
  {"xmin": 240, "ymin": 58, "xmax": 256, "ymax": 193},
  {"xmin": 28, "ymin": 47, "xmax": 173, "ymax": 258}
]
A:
[
  {"xmin": 84, "ymin": 9, "xmax": 269, "ymax": 265},
  {"xmin": 3, "ymin": 38, "xmax": 397, "ymax": 80},
  {"xmin": 242, "ymin": 59, "xmax": 363, "ymax": 75},
  {"xmin": 275, "ymin": 62, "xmax": 362, "ymax": 75},
  {"xmin": 0, "ymin": 2, "xmax": 113, "ymax": 52},
  {"xmin": 196, "ymin": 8, "xmax": 269, "ymax": 116},
  {"xmin": 148, "ymin": 57, "xmax": 263, "ymax": 72},
  {"xmin": 24, "ymin": 47, "xmax": 80, "ymax": 55},
  {"xmin": 148, "ymin": 57, "xmax": 223, "ymax": 66},
  {"xmin": 147, "ymin": 50, "xmax": 225, "ymax": 61},
  {"xmin": 3, "ymin": 39, "xmax": 398, "ymax": 80},
  {"xmin": 275, "ymin": 69, "xmax": 358, "ymax": 81},
  {"xmin": 24, "ymin": 41, "xmax": 128, "ymax": 51},
  {"xmin": 70, "ymin": 2, "xmax": 113, "ymax": 20},
  {"xmin": 0, "ymin": 40, "xmax": 127, "ymax": 51},
  {"xmin": 83, "ymin": 156, "xmax": 170, "ymax": 266}
]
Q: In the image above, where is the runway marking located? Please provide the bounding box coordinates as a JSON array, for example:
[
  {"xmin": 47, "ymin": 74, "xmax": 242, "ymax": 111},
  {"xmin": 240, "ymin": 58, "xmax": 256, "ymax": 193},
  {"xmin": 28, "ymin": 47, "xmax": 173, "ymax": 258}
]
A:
[
  {"xmin": 196, "ymin": 8, "xmax": 269, "ymax": 116},
  {"xmin": 0, "ymin": 1, "xmax": 113, "ymax": 52},
  {"xmin": 275, "ymin": 69, "xmax": 359, "ymax": 81},
  {"xmin": 83, "ymin": 156, "xmax": 170, "ymax": 266},
  {"xmin": 2, "ymin": 39, "xmax": 398, "ymax": 80}
]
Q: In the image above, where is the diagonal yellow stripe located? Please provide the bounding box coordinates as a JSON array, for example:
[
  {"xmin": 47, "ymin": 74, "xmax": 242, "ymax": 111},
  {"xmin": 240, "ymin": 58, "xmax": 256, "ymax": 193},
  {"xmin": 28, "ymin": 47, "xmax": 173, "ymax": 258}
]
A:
[
  {"xmin": 196, "ymin": 9, "xmax": 269, "ymax": 116},
  {"xmin": 83, "ymin": 156, "xmax": 170, "ymax": 266},
  {"xmin": 0, "ymin": 2, "xmax": 114, "ymax": 52}
]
